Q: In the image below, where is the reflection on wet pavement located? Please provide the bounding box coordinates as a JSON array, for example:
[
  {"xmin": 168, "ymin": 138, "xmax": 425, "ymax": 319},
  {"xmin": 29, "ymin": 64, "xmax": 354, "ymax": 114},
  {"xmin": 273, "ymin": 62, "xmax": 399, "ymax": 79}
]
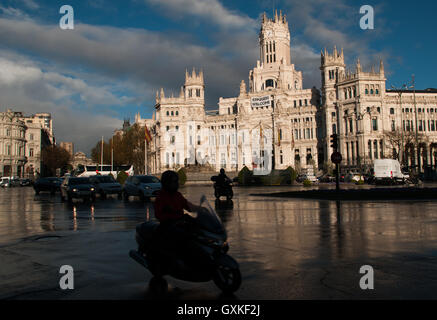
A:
[{"xmin": 1, "ymin": 185, "xmax": 437, "ymax": 299}]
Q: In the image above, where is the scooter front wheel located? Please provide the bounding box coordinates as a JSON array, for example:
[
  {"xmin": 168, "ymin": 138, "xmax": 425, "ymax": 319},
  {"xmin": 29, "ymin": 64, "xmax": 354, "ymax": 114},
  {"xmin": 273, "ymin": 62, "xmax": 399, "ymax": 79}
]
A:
[{"xmin": 213, "ymin": 265, "xmax": 241, "ymax": 294}]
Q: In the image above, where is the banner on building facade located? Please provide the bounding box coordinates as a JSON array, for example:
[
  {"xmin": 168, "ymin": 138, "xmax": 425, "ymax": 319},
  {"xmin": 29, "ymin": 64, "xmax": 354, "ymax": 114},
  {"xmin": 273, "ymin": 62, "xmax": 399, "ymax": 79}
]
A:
[{"xmin": 251, "ymin": 95, "xmax": 271, "ymax": 108}]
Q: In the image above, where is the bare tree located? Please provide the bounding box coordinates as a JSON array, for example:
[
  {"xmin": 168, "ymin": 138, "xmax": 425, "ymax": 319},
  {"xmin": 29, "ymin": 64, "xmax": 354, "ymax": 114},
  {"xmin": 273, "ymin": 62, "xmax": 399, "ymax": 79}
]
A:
[{"xmin": 384, "ymin": 129, "xmax": 427, "ymax": 165}]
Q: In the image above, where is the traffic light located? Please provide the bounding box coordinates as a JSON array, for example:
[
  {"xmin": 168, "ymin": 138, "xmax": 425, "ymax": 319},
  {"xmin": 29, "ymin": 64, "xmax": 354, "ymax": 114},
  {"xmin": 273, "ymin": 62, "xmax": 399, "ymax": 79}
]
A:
[{"xmin": 330, "ymin": 134, "xmax": 338, "ymax": 150}]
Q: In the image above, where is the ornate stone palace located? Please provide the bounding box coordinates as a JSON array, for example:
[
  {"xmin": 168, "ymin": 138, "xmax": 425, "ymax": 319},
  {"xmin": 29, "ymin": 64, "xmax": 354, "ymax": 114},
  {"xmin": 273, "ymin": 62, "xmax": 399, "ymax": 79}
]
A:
[
  {"xmin": 1, "ymin": 110, "xmax": 53, "ymax": 177},
  {"xmin": 135, "ymin": 11, "xmax": 437, "ymax": 174}
]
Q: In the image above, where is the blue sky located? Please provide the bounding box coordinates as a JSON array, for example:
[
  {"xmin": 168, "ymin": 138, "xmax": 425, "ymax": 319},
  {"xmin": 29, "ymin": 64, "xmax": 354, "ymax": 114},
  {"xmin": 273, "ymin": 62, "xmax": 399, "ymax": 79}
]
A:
[{"xmin": 0, "ymin": 0, "xmax": 436, "ymax": 154}]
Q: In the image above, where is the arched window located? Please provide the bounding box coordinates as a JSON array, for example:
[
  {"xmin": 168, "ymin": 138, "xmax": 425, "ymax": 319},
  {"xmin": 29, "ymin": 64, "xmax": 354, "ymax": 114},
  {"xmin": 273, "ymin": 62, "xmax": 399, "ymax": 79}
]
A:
[
  {"xmin": 265, "ymin": 79, "xmax": 274, "ymax": 88},
  {"xmin": 374, "ymin": 140, "xmax": 378, "ymax": 159},
  {"xmin": 390, "ymin": 108, "xmax": 395, "ymax": 115},
  {"xmin": 368, "ymin": 140, "xmax": 372, "ymax": 159}
]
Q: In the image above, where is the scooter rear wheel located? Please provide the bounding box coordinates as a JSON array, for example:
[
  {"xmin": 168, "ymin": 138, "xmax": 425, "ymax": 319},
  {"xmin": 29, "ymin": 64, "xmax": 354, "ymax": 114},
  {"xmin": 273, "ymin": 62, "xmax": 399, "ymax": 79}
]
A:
[{"xmin": 213, "ymin": 265, "xmax": 241, "ymax": 294}]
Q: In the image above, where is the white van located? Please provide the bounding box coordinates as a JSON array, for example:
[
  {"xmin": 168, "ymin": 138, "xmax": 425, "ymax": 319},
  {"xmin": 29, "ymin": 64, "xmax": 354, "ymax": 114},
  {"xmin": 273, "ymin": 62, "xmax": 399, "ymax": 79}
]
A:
[{"xmin": 373, "ymin": 159, "xmax": 408, "ymax": 184}]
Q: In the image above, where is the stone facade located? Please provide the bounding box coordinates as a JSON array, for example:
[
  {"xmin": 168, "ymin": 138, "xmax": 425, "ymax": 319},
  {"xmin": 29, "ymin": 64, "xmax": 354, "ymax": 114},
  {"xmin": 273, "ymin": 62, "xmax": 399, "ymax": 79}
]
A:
[
  {"xmin": 60, "ymin": 142, "xmax": 74, "ymax": 159},
  {"xmin": 321, "ymin": 49, "xmax": 437, "ymax": 172},
  {"xmin": 0, "ymin": 110, "xmax": 53, "ymax": 178},
  {"xmin": 19, "ymin": 113, "xmax": 53, "ymax": 177},
  {"xmin": 136, "ymin": 11, "xmax": 437, "ymax": 175},
  {"xmin": 71, "ymin": 151, "xmax": 94, "ymax": 168},
  {"xmin": 0, "ymin": 110, "xmax": 27, "ymax": 177}
]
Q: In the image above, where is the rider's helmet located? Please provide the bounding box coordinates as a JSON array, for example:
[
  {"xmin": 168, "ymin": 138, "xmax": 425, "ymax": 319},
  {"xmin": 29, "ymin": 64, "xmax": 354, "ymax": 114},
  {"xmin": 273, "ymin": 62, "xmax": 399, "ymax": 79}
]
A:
[
  {"xmin": 220, "ymin": 168, "xmax": 225, "ymax": 175},
  {"xmin": 161, "ymin": 170, "xmax": 179, "ymax": 193}
]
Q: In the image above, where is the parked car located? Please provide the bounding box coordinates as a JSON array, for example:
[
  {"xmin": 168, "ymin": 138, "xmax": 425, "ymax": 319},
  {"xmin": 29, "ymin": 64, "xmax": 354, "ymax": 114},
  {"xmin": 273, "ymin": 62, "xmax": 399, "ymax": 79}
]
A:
[
  {"xmin": 20, "ymin": 178, "xmax": 32, "ymax": 187},
  {"xmin": 296, "ymin": 174, "xmax": 317, "ymax": 183},
  {"xmin": 363, "ymin": 174, "xmax": 375, "ymax": 184},
  {"xmin": 296, "ymin": 174, "xmax": 306, "ymax": 183},
  {"xmin": 33, "ymin": 177, "xmax": 63, "ymax": 194},
  {"xmin": 0, "ymin": 177, "xmax": 10, "ymax": 188},
  {"xmin": 344, "ymin": 172, "xmax": 363, "ymax": 183},
  {"xmin": 318, "ymin": 174, "xmax": 335, "ymax": 183},
  {"xmin": 89, "ymin": 175, "xmax": 122, "ymax": 199},
  {"xmin": 1, "ymin": 177, "xmax": 20, "ymax": 188},
  {"xmin": 123, "ymin": 175, "xmax": 161, "ymax": 201},
  {"xmin": 60, "ymin": 177, "xmax": 96, "ymax": 202}
]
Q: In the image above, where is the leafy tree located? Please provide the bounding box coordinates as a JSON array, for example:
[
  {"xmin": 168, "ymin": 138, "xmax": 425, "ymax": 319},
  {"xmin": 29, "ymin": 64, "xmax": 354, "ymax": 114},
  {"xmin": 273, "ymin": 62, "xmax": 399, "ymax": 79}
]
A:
[
  {"xmin": 177, "ymin": 168, "xmax": 187, "ymax": 186},
  {"xmin": 238, "ymin": 166, "xmax": 252, "ymax": 185},
  {"xmin": 283, "ymin": 166, "xmax": 297, "ymax": 184},
  {"xmin": 90, "ymin": 124, "xmax": 148, "ymax": 173},
  {"xmin": 41, "ymin": 145, "xmax": 71, "ymax": 177}
]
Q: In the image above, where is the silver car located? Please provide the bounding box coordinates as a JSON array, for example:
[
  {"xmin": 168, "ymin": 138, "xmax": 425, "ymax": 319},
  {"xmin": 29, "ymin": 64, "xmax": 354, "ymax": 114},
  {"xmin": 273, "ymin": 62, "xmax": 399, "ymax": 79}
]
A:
[{"xmin": 122, "ymin": 175, "xmax": 161, "ymax": 201}]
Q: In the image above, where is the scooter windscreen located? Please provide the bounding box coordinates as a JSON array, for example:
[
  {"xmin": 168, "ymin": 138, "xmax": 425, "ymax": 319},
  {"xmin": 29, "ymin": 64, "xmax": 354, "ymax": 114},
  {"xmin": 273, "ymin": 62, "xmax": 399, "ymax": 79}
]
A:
[{"xmin": 193, "ymin": 195, "xmax": 226, "ymax": 235}]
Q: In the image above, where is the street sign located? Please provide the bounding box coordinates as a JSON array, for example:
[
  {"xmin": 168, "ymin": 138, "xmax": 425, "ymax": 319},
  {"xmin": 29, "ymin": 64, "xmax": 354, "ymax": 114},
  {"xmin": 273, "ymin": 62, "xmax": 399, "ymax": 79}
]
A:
[{"xmin": 331, "ymin": 152, "xmax": 342, "ymax": 164}]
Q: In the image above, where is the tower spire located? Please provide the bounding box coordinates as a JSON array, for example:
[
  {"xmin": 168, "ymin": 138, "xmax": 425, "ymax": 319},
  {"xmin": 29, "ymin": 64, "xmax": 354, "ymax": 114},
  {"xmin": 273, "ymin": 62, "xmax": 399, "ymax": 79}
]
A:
[{"xmin": 356, "ymin": 58, "xmax": 361, "ymax": 73}]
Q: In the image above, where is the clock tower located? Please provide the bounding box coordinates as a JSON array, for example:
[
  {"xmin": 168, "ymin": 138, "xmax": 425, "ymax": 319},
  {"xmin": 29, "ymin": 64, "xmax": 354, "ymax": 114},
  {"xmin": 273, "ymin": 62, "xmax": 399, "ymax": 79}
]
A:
[
  {"xmin": 259, "ymin": 10, "xmax": 291, "ymax": 66},
  {"xmin": 248, "ymin": 11, "xmax": 303, "ymax": 93}
]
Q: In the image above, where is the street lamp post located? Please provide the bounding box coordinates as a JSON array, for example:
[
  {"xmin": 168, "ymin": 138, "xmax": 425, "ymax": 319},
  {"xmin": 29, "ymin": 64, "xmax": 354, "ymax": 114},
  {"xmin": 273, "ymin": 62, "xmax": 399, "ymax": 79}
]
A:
[
  {"xmin": 407, "ymin": 75, "xmax": 419, "ymax": 173},
  {"xmin": 391, "ymin": 84, "xmax": 408, "ymax": 166},
  {"xmin": 353, "ymin": 104, "xmax": 374, "ymax": 173},
  {"xmin": 234, "ymin": 116, "xmax": 238, "ymax": 173}
]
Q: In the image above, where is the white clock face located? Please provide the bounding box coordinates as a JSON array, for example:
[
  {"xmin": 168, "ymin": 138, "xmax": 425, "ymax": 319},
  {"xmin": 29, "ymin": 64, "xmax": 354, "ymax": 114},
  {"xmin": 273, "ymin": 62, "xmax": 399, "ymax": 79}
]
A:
[{"xmin": 266, "ymin": 30, "xmax": 272, "ymax": 37}]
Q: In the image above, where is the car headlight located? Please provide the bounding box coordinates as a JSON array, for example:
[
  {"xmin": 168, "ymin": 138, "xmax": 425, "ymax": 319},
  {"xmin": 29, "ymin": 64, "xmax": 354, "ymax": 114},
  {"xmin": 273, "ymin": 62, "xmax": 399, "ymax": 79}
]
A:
[
  {"xmin": 90, "ymin": 188, "xmax": 95, "ymax": 191},
  {"xmin": 72, "ymin": 188, "xmax": 78, "ymax": 192},
  {"xmin": 144, "ymin": 186, "xmax": 151, "ymax": 190}
]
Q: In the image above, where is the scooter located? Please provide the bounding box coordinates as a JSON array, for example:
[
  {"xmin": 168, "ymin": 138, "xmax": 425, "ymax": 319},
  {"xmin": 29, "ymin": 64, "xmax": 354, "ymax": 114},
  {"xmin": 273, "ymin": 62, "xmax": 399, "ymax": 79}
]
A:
[
  {"xmin": 211, "ymin": 176, "xmax": 233, "ymax": 201},
  {"xmin": 129, "ymin": 196, "xmax": 241, "ymax": 294}
]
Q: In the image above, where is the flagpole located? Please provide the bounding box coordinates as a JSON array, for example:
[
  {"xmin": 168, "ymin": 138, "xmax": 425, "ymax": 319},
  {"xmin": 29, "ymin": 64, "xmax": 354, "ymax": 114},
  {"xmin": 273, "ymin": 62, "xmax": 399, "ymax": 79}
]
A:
[
  {"xmin": 101, "ymin": 136, "xmax": 104, "ymax": 172},
  {"xmin": 111, "ymin": 138, "xmax": 113, "ymax": 174},
  {"xmin": 145, "ymin": 140, "xmax": 148, "ymax": 175}
]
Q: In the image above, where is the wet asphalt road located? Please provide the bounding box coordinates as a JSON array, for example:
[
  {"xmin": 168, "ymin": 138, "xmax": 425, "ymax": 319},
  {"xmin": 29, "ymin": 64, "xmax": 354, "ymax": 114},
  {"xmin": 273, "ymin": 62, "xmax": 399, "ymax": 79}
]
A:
[{"xmin": 1, "ymin": 184, "xmax": 437, "ymax": 300}]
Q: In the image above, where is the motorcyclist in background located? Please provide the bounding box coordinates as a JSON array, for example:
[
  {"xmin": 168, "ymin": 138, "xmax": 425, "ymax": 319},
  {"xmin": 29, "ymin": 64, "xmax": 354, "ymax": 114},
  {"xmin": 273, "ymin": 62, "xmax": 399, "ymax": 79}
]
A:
[{"xmin": 215, "ymin": 168, "xmax": 231, "ymax": 188}]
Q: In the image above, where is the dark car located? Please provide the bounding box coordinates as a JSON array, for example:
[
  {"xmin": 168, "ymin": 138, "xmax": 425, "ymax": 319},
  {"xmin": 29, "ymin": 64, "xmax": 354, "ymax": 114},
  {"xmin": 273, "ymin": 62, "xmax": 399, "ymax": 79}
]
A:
[
  {"xmin": 318, "ymin": 174, "xmax": 335, "ymax": 183},
  {"xmin": 60, "ymin": 177, "xmax": 96, "ymax": 202},
  {"xmin": 89, "ymin": 175, "xmax": 122, "ymax": 199},
  {"xmin": 123, "ymin": 175, "xmax": 161, "ymax": 201},
  {"xmin": 20, "ymin": 178, "xmax": 32, "ymax": 187},
  {"xmin": 296, "ymin": 174, "xmax": 306, "ymax": 183},
  {"xmin": 33, "ymin": 177, "xmax": 63, "ymax": 195}
]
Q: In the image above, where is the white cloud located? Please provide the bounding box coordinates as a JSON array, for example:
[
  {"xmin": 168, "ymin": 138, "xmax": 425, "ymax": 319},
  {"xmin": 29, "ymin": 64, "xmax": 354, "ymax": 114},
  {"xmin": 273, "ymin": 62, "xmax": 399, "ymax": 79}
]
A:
[
  {"xmin": 0, "ymin": 5, "xmax": 29, "ymax": 19},
  {"xmin": 144, "ymin": 0, "xmax": 257, "ymax": 30},
  {"xmin": 0, "ymin": 55, "xmax": 126, "ymax": 153},
  {"xmin": 22, "ymin": 0, "xmax": 40, "ymax": 10}
]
